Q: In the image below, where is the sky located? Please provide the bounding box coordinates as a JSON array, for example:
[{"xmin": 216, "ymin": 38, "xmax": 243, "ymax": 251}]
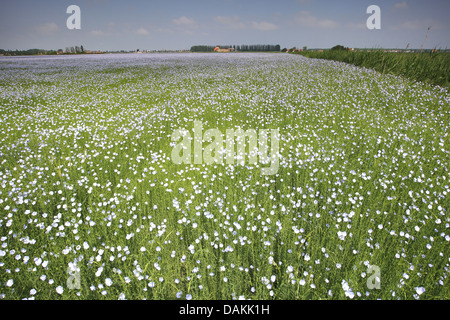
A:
[{"xmin": 0, "ymin": 0, "xmax": 449, "ymax": 51}]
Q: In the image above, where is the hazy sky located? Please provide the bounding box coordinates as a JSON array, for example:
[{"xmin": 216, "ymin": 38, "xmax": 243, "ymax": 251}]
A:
[{"xmin": 0, "ymin": 0, "xmax": 448, "ymax": 51}]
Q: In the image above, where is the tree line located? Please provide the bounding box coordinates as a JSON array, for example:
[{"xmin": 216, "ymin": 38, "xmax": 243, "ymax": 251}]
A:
[
  {"xmin": 190, "ymin": 44, "xmax": 281, "ymax": 52},
  {"xmin": 65, "ymin": 45, "xmax": 84, "ymax": 53},
  {"xmin": 0, "ymin": 45, "xmax": 86, "ymax": 56},
  {"xmin": 0, "ymin": 48, "xmax": 54, "ymax": 56}
]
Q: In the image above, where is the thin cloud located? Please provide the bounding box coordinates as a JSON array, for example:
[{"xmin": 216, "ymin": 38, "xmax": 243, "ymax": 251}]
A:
[
  {"xmin": 394, "ymin": 1, "xmax": 409, "ymax": 9},
  {"xmin": 154, "ymin": 27, "xmax": 175, "ymax": 34},
  {"xmin": 173, "ymin": 16, "xmax": 196, "ymax": 27},
  {"xmin": 36, "ymin": 22, "xmax": 58, "ymax": 35},
  {"xmin": 294, "ymin": 11, "xmax": 338, "ymax": 29},
  {"xmin": 251, "ymin": 21, "xmax": 278, "ymax": 31},
  {"xmin": 213, "ymin": 16, "xmax": 277, "ymax": 31},
  {"xmin": 390, "ymin": 19, "xmax": 436, "ymax": 31},
  {"xmin": 213, "ymin": 16, "xmax": 246, "ymax": 30},
  {"xmin": 135, "ymin": 27, "xmax": 149, "ymax": 35},
  {"xmin": 89, "ymin": 30, "xmax": 105, "ymax": 36},
  {"xmin": 347, "ymin": 22, "xmax": 366, "ymax": 30}
]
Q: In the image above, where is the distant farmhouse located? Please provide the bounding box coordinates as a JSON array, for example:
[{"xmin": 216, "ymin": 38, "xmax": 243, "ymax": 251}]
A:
[{"xmin": 214, "ymin": 46, "xmax": 235, "ymax": 53}]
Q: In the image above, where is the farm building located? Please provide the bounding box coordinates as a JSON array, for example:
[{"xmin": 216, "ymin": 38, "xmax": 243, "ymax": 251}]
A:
[{"xmin": 214, "ymin": 46, "xmax": 235, "ymax": 52}]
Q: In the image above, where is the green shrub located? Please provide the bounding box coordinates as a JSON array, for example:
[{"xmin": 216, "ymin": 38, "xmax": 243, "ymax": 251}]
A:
[{"xmin": 293, "ymin": 50, "xmax": 450, "ymax": 88}]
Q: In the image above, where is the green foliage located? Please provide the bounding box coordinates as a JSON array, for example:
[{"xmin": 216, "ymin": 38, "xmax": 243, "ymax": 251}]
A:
[
  {"xmin": 190, "ymin": 45, "xmax": 216, "ymax": 52},
  {"xmin": 0, "ymin": 48, "xmax": 47, "ymax": 56},
  {"xmin": 0, "ymin": 46, "xmax": 86, "ymax": 56},
  {"xmin": 292, "ymin": 49, "xmax": 450, "ymax": 88},
  {"xmin": 331, "ymin": 45, "xmax": 348, "ymax": 51}
]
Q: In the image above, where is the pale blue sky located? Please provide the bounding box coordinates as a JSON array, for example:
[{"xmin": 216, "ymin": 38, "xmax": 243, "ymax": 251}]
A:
[{"xmin": 0, "ymin": 0, "xmax": 448, "ymax": 51}]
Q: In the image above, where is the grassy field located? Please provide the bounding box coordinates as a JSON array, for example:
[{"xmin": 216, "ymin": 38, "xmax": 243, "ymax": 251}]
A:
[
  {"xmin": 292, "ymin": 50, "xmax": 450, "ymax": 88},
  {"xmin": 0, "ymin": 53, "xmax": 449, "ymax": 300}
]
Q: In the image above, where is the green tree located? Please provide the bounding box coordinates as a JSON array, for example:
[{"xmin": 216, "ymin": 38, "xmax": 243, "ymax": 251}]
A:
[{"xmin": 331, "ymin": 45, "xmax": 348, "ymax": 51}]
